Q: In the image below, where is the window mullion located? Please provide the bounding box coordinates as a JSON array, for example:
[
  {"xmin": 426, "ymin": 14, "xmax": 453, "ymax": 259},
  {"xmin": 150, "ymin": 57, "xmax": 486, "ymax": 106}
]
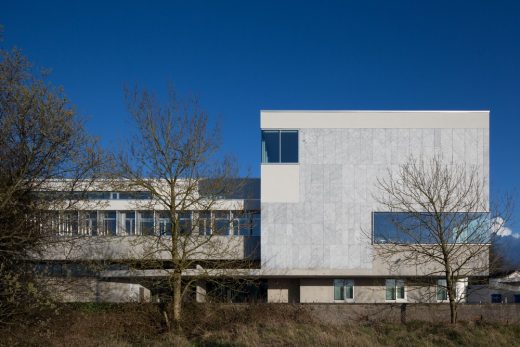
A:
[{"xmin": 279, "ymin": 130, "xmax": 282, "ymax": 163}]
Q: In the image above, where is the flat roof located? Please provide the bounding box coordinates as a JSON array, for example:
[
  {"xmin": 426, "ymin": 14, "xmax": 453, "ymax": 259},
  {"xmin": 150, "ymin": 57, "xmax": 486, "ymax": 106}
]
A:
[
  {"xmin": 260, "ymin": 110, "xmax": 489, "ymax": 129},
  {"xmin": 261, "ymin": 110, "xmax": 489, "ymax": 112}
]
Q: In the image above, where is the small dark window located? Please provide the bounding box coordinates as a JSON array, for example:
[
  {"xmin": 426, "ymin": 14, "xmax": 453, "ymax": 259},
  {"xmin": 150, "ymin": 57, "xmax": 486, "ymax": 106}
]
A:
[{"xmin": 491, "ymin": 294, "xmax": 502, "ymax": 303}]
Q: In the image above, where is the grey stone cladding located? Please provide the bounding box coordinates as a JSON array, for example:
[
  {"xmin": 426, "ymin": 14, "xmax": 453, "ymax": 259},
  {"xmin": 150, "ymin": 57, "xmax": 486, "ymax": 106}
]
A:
[{"xmin": 261, "ymin": 128, "xmax": 489, "ymax": 270}]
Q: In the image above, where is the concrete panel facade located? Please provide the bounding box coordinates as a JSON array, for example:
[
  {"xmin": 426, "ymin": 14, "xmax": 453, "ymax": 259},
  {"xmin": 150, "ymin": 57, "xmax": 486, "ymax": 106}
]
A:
[{"xmin": 261, "ymin": 111, "xmax": 490, "ymax": 277}]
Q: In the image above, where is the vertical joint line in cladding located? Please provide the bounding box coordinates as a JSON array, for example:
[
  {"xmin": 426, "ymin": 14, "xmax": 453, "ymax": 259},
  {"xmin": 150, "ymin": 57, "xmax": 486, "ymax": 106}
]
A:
[{"xmin": 451, "ymin": 128, "xmax": 454, "ymax": 163}]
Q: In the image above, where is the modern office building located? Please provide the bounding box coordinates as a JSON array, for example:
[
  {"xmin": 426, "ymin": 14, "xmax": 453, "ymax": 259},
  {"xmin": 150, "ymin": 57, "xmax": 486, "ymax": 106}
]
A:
[
  {"xmin": 260, "ymin": 110, "xmax": 489, "ymax": 303},
  {"xmin": 39, "ymin": 110, "xmax": 490, "ymax": 304}
]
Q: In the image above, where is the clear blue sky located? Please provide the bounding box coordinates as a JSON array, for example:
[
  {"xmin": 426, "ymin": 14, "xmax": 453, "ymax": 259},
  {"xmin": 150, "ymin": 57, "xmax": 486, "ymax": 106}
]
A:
[{"xmin": 2, "ymin": 1, "xmax": 519, "ymax": 228}]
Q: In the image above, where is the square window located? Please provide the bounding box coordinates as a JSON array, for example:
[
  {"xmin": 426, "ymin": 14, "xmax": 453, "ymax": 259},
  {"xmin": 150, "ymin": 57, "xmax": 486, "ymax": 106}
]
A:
[{"xmin": 261, "ymin": 130, "xmax": 298, "ymax": 163}]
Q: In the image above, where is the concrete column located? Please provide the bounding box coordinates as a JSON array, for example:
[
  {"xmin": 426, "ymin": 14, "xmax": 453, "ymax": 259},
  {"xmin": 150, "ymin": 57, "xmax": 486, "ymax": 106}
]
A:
[
  {"xmin": 196, "ymin": 280, "xmax": 207, "ymax": 303},
  {"xmin": 456, "ymin": 278, "xmax": 468, "ymax": 303}
]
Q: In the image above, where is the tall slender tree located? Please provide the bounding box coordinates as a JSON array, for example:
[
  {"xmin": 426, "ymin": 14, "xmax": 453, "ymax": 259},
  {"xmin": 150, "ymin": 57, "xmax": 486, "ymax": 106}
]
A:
[{"xmin": 117, "ymin": 86, "xmax": 253, "ymax": 331}]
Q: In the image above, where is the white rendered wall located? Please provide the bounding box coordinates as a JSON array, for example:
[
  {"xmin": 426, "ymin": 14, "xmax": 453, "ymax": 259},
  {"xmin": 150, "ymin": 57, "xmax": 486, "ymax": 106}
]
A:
[
  {"xmin": 261, "ymin": 165, "xmax": 300, "ymax": 203},
  {"xmin": 260, "ymin": 111, "xmax": 490, "ymax": 274}
]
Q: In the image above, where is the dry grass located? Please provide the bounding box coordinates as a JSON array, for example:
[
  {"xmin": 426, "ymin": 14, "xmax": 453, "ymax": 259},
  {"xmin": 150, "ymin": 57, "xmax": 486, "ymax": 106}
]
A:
[{"xmin": 2, "ymin": 303, "xmax": 520, "ymax": 346}]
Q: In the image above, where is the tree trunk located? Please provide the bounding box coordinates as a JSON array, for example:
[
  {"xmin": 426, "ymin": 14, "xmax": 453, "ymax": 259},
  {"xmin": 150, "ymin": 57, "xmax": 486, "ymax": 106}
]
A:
[
  {"xmin": 172, "ymin": 270, "xmax": 182, "ymax": 333},
  {"xmin": 447, "ymin": 274, "xmax": 457, "ymax": 324},
  {"xmin": 449, "ymin": 298, "xmax": 456, "ymax": 324}
]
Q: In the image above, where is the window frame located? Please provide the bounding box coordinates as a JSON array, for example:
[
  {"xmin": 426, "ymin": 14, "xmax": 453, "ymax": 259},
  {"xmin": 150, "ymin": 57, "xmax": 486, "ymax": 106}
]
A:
[
  {"xmin": 59, "ymin": 211, "xmax": 79, "ymax": 236},
  {"xmin": 122, "ymin": 211, "xmax": 136, "ymax": 235},
  {"xmin": 101, "ymin": 211, "xmax": 117, "ymax": 236},
  {"xmin": 213, "ymin": 211, "xmax": 231, "ymax": 236},
  {"xmin": 372, "ymin": 211, "xmax": 491, "ymax": 245},
  {"xmin": 158, "ymin": 212, "xmax": 172, "ymax": 236},
  {"xmin": 80, "ymin": 211, "xmax": 98, "ymax": 236},
  {"xmin": 197, "ymin": 211, "xmax": 212, "ymax": 235},
  {"xmin": 333, "ymin": 279, "xmax": 355, "ymax": 302},
  {"xmin": 385, "ymin": 279, "xmax": 406, "ymax": 302},
  {"xmin": 261, "ymin": 129, "xmax": 299, "ymax": 164},
  {"xmin": 139, "ymin": 211, "xmax": 155, "ymax": 236}
]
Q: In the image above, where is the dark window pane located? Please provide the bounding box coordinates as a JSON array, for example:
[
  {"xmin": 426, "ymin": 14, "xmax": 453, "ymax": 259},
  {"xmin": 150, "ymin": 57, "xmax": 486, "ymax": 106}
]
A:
[
  {"xmin": 334, "ymin": 279, "xmax": 344, "ymax": 300},
  {"xmin": 281, "ymin": 131, "xmax": 298, "ymax": 163},
  {"xmin": 437, "ymin": 279, "xmax": 447, "ymax": 301},
  {"xmin": 251, "ymin": 212, "xmax": 261, "ymax": 236},
  {"xmin": 233, "ymin": 215, "xmax": 251, "ymax": 236},
  {"xmin": 119, "ymin": 191, "xmax": 152, "ymax": 200},
  {"xmin": 87, "ymin": 192, "xmax": 111, "ymax": 200},
  {"xmin": 179, "ymin": 212, "xmax": 192, "ymax": 235},
  {"xmin": 386, "ymin": 279, "xmax": 396, "ymax": 300},
  {"xmin": 261, "ymin": 131, "xmax": 280, "ymax": 163},
  {"xmin": 396, "ymin": 280, "xmax": 405, "ymax": 299},
  {"xmin": 140, "ymin": 211, "xmax": 155, "ymax": 235},
  {"xmin": 214, "ymin": 211, "xmax": 230, "ymax": 235},
  {"xmin": 491, "ymin": 294, "xmax": 502, "ymax": 303}
]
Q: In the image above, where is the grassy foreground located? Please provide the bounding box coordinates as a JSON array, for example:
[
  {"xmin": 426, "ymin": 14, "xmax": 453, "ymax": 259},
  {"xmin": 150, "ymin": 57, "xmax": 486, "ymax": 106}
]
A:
[{"xmin": 2, "ymin": 303, "xmax": 520, "ymax": 346}]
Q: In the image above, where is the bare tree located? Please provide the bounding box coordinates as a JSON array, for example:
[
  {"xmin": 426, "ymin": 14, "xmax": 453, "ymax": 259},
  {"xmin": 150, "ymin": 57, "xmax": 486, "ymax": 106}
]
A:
[
  {"xmin": 115, "ymin": 86, "xmax": 255, "ymax": 331},
  {"xmin": 0, "ymin": 47, "xmax": 102, "ymax": 324},
  {"xmin": 373, "ymin": 156, "xmax": 511, "ymax": 324}
]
